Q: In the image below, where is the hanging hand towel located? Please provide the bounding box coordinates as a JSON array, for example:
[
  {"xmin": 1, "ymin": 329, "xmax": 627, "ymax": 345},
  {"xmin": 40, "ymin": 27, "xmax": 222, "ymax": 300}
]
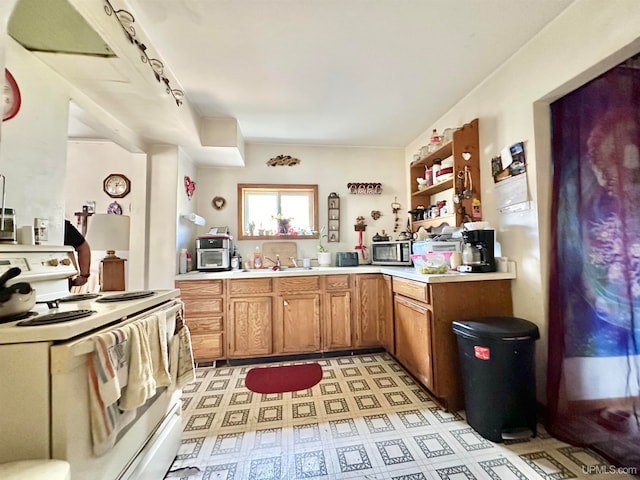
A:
[
  {"xmin": 145, "ymin": 312, "xmax": 171, "ymax": 387},
  {"xmin": 87, "ymin": 328, "xmax": 135, "ymax": 455},
  {"xmin": 119, "ymin": 321, "xmax": 156, "ymax": 411}
]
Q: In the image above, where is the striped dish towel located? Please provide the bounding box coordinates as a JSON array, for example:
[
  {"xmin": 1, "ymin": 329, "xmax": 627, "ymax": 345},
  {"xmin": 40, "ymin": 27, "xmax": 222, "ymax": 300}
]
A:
[{"xmin": 87, "ymin": 328, "xmax": 135, "ymax": 456}]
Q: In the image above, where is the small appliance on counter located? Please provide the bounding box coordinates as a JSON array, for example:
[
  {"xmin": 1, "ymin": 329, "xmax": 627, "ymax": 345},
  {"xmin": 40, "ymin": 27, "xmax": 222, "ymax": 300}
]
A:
[
  {"xmin": 335, "ymin": 252, "xmax": 359, "ymax": 267},
  {"xmin": 456, "ymin": 229, "xmax": 496, "ymax": 273},
  {"xmin": 370, "ymin": 240, "xmax": 412, "ymax": 266},
  {"xmin": 196, "ymin": 227, "xmax": 233, "ymax": 271}
]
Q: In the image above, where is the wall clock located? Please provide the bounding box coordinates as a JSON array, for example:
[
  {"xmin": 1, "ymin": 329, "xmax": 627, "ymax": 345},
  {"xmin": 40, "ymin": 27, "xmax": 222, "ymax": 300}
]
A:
[
  {"xmin": 3, "ymin": 69, "xmax": 21, "ymax": 122},
  {"xmin": 103, "ymin": 173, "xmax": 131, "ymax": 198}
]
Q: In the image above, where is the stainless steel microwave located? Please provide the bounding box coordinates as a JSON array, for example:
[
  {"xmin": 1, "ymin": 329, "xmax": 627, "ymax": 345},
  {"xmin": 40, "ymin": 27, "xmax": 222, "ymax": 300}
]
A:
[{"xmin": 370, "ymin": 240, "xmax": 412, "ymax": 266}]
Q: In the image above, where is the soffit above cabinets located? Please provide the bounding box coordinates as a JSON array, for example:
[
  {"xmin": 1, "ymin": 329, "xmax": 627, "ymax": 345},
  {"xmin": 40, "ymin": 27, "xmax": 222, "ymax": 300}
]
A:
[{"xmin": 8, "ymin": 0, "xmax": 114, "ymax": 57}]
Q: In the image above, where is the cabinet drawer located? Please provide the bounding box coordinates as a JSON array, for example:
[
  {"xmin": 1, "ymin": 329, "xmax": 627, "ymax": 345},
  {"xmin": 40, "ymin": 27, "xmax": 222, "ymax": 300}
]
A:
[
  {"xmin": 325, "ymin": 274, "xmax": 351, "ymax": 291},
  {"xmin": 228, "ymin": 278, "xmax": 273, "ymax": 295},
  {"xmin": 176, "ymin": 279, "xmax": 223, "ymax": 296},
  {"xmin": 277, "ymin": 276, "xmax": 320, "ymax": 293},
  {"xmin": 392, "ymin": 277, "xmax": 429, "ymax": 303},
  {"xmin": 187, "ymin": 315, "xmax": 223, "ymax": 334},
  {"xmin": 184, "ymin": 297, "xmax": 224, "ymax": 314},
  {"xmin": 191, "ymin": 333, "xmax": 223, "ymax": 361}
]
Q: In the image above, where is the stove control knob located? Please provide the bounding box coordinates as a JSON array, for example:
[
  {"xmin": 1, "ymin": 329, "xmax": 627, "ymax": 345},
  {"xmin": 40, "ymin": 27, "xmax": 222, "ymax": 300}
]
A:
[
  {"xmin": 48, "ymin": 258, "xmax": 59, "ymax": 266},
  {"xmin": 60, "ymin": 258, "xmax": 71, "ymax": 265}
]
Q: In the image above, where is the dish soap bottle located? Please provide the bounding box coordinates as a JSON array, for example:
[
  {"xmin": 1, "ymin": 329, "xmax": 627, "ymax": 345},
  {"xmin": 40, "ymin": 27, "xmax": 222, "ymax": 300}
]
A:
[
  {"xmin": 253, "ymin": 246, "xmax": 263, "ymax": 269},
  {"xmin": 179, "ymin": 248, "xmax": 188, "ymax": 274}
]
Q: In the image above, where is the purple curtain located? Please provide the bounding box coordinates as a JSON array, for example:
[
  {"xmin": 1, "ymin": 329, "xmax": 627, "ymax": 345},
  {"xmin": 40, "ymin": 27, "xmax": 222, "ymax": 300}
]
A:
[{"xmin": 548, "ymin": 54, "xmax": 640, "ymax": 468}]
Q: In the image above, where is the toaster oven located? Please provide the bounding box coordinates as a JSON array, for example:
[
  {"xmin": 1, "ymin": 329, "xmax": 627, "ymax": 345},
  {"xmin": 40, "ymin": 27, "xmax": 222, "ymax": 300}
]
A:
[{"xmin": 196, "ymin": 235, "xmax": 232, "ymax": 271}]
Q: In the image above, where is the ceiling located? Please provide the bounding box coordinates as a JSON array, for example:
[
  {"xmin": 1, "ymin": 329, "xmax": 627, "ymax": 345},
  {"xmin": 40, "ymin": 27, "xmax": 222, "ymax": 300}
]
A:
[
  {"xmin": 9, "ymin": 0, "xmax": 575, "ymax": 162},
  {"xmin": 122, "ymin": 0, "xmax": 574, "ymax": 148}
]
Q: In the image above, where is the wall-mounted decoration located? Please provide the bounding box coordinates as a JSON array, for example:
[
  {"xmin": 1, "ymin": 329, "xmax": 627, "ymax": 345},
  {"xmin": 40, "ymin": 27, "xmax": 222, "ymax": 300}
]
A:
[
  {"xmin": 328, "ymin": 192, "xmax": 340, "ymax": 242},
  {"xmin": 371, "ymin": 210, "xmax": 381, "ymax": 221},
  {"xmin": 354, "ymin": 216, "xmax": 368, "ymax": 260},
  {"xmin": 3, "ymin": 69, "xmax": 21, "ymax": 122},
  {"xmin": 347, "ymin": 183, "xmax": 382, "ymax": 194},
  {"xmin": 107, "ymin": 201, "xmax": 123, "ymax": 215},
  {"xmin": 184, "ymin": 176, "xmax": 196, "ymax": 200},
  {"xmin": 266, "ymin": 155, "xmax": 301, "ymax": 167},
  {"xmin": 103, "ymin": 173, "xmax": 131, "ymax": 198},
  {"xmin": 104, "ymin": 0, "xmax": 184, "ymax": 107},
  {"xmin": 212, "ymin": 196, "xmax": 227, "ymax": 210},
  {"xmin": 391, "ymin": 197, "xmax": 401, "ymax": 232}
]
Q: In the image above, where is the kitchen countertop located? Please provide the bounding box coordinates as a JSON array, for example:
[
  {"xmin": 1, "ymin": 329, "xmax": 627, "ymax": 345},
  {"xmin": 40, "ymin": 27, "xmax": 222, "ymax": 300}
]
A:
[{"xmin": 175, "ymin": 263, "xmax": 516, "ymax": 283}]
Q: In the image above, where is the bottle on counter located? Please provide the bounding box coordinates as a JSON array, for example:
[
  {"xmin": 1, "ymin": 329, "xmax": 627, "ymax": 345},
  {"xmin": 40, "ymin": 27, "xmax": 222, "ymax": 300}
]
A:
[
  {"xmin": 231, "ymin": 246, "xmax": 240, "ymax": 270},
  {"xmin": 186, "ymin": 252, "xmax": 193, "ymax": 272},
  {"xmin": 179, "ymin": 248, "xmax": 187, "ymax": 274},
  {"xmin": 253, "ymin": 246, "xmax": 263, "ymax": 269}
]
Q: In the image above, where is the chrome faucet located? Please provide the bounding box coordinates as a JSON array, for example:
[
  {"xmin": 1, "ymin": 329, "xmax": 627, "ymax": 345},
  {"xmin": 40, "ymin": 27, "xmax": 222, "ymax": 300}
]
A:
[
  {"xmin": 264, "ymin": 254, "xmax": 281, "ymax": 267},
  {"xmin": 290, "ymin": 257, "xmax": 298, "ymax": 268}
]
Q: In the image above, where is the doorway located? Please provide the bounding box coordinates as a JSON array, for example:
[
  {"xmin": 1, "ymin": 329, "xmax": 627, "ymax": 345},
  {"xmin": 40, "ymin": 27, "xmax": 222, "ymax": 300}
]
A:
[{"xmin": 547, "ymin": 52, "xmax": 640, "ymax": 468}]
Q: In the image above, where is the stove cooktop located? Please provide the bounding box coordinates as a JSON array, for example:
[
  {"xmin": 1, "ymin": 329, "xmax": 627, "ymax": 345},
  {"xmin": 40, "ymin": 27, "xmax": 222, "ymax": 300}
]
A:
[
  {"xmin": 0, "ymin": 289, "xmax": 179, "ymax": 344},
  {"xmin": 16, "ymin": 310, "xmax": 96, "ymax": 327}
]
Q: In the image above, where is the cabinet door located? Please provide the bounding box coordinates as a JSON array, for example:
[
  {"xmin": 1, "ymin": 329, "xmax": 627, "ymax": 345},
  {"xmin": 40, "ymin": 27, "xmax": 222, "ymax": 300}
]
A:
[
  {"xmin": 380, "ymin": 275, "xmax": 394, "ymax": 354},
  {"xmin": 228, "ymin": 296, "xmax": 273, "ymax": 357},
  {"xmin": 393, "ymin": 294, "xmax": 433, "ymax": 390},
  {"xmin": 354, "ymin": 274, "xmax": 384, "ymax": 347},
  {"xmin": 278, "ymin": 294, "xmax": 321, "ymax": 354},
  {"xmin": 324, "ymin": 291, "xmax": 352, "ymax": 350}
]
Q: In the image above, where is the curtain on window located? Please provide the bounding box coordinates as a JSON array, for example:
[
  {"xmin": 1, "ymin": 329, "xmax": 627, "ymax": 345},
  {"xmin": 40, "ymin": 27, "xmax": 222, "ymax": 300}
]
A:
[{"xmin": 548, "ymin": 53, "xmax": 640, "ymax": 468}]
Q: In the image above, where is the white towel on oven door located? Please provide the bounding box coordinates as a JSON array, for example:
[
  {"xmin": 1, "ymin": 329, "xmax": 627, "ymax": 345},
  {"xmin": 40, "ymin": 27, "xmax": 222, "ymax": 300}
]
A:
[
  {"xmin": 119, "ymin": 321, "xmax": 156, "ymax": 411},
  {"xmin": 169, "ymin": 314, "xmax": 195, "ymax": 390},
  {"xmin": 147, "ymin": 311, "xmax": 171, "ymax": 387}
]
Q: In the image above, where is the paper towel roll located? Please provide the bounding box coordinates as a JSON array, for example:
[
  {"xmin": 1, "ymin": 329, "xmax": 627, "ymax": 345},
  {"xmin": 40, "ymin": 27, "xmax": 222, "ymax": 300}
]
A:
[{"xmin": 181, "ymin": 213, "xmax": 205, "ymax": 225}]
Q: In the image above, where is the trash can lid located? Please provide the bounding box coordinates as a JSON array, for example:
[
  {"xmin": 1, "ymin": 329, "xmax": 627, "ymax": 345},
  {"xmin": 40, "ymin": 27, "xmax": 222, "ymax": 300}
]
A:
[{"xmin": 452, "ymin": 316, "xmax": 540, "ymax": 340}]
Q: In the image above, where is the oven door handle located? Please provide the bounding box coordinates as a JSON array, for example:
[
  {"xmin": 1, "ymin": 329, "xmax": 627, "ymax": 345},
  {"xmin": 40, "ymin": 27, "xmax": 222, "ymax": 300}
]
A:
[{"xmin": 62, "ymin": 302, "xmax": 182, "ymax": 357}]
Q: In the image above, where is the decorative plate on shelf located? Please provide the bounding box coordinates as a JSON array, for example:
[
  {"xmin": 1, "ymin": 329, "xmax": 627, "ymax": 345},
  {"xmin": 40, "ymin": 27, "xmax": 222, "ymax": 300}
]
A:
[{"xmin": 3, "ymin": 69, "xmax": 21, "ymax": 122}]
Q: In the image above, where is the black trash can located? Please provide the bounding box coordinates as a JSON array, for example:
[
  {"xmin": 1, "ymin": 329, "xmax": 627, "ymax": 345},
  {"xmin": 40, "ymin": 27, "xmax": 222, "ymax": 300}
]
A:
[{"xmin": 452, "ymin": 316, "xmax": 540, "ymax": 442}]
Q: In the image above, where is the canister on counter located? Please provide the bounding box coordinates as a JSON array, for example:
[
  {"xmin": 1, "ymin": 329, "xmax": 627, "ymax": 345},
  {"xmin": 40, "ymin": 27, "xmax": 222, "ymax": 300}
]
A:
[
  {"xmin": 0, "ymin": 208, "xmax": 16, "ymax": 243},
  {"xmin": 424, "ymin": 167, "xmax": 433, "ymax": 186}
]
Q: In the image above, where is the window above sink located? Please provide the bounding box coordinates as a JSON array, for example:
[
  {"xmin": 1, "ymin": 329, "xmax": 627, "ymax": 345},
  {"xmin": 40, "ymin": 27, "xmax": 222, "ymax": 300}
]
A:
[{"xmin": 237, "ymin": 184, "xmax": 319, "ymax": 241}]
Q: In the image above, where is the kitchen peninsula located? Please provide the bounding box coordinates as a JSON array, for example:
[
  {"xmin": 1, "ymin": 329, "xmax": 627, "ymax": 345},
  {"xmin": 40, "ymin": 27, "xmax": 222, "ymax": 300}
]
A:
[{"xmin": 176, "ymin": 265, "xmax": 515, "ymax": 411}]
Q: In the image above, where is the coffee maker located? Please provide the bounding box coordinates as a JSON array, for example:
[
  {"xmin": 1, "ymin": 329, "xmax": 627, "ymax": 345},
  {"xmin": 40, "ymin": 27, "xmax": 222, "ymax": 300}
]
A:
[{"xmin": 457, "ymin": 229, "xmax": 496, "ymax": 273}]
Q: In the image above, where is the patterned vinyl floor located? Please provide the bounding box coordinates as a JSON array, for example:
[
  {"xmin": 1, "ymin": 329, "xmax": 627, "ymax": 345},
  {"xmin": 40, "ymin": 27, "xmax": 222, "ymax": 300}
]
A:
[{"xmin": 164, "ymin": 353, "xmax": 637, "ymax": 480}]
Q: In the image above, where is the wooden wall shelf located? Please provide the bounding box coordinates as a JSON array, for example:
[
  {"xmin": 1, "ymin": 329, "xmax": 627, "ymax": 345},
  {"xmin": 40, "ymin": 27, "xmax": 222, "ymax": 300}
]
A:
[{"xmin": 409, "ymin": 118, "xmax": 480, "ymax": 232}]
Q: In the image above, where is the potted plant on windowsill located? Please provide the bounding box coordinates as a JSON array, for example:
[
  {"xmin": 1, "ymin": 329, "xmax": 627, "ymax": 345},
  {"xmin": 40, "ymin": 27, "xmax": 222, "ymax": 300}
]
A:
[{"xmin": 316, "ymin": 226, "xmax": 331, "ymax": 266}]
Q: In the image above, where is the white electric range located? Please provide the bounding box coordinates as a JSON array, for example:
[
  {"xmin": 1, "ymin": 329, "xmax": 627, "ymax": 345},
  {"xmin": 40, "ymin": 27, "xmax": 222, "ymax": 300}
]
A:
[{"xmin": 0, "ymin": 244, "xmax": 184, "ymax": 480}]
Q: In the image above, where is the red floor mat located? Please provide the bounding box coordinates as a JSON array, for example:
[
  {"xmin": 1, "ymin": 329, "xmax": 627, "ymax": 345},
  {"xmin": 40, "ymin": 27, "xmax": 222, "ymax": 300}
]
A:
[{"xmin": 245, "ymin": 363, "xmax": 323, "ymax": 394}]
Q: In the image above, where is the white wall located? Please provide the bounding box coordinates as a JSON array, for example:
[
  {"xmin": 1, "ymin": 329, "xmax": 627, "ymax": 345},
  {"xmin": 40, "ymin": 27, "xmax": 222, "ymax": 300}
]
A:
[
  {"xmin": 176, "ymin": 147, "xmax": 199, "ymax": 263},
  {"xmin": 65, "ymin": 141, "xmax": 148, "ymax": 290},
  {"xmin": 406, "ymin": 0, "xmax": 640, "ymax": 401},
  {"xmin": 195, "ymin": 143, "xmax": 405, "ymax": 264},
  {"xmin": 146, "ymin": 144, "xmax": 180, "ymax": 289},
  {"xmin": 0, "ymin": 38, "xmax": 71, "ymax": 244}
]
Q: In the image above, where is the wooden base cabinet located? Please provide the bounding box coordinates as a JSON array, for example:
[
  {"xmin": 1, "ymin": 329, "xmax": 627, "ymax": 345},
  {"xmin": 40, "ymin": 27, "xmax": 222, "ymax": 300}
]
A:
[
  {"xmin": 323, "ymin": 275, "xmax": 353, "ymax": 351},
  {"xmin": 394, "ymin": 294, "xmax": 433, "ymax": 391},
  {"xmin": 175, "ymin": 279, "xmax": 225, "ymax": 363},
  {"xmin": 355, "ymin": 274, "xmax": 386, "ymax": 348},
  {"xmin": 228, "ymin": 296, "xmax": 273, "ymax": 357},
  {"xmin": 227, "ymin": 278, "xmax": 274, "ymax": 358},
  {"xmin": 392, "ymin": 277, "xmax": 513, "ymax": 412},
  {"xmin": 380, "ymin": 275, "xmax": 394, "ymax": 354},
  {"xmin": 276, "ymin": 276, "xmax": 322, "ymax": 354}
]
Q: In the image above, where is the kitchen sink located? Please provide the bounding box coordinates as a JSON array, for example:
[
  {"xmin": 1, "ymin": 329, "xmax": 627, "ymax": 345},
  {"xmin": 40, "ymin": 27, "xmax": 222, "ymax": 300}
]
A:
[{"xmin": 231, "ymin": 266, "xmax": 319, "ymax": 274}]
